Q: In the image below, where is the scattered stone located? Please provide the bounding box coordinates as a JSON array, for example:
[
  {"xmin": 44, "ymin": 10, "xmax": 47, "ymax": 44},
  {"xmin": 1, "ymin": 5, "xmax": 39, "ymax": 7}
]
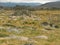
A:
[
  {"xmin": 19, "ymin": 36, "xmax": 29, "ymax": 41},
  {"xmin": 35, "ymin": 35, "xmax": 48, "ymax": 39},
  {"xmin": 0, "ymin": 26, "xmax": 5, "ymax": 29},
  {"xmin": 0, "ymin": 36, "xmax": 29, "ymax": 41}
]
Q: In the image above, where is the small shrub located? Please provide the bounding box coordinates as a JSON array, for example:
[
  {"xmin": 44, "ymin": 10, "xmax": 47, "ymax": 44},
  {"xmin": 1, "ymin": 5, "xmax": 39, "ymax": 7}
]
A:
[
  {"xmin": 42, "ymin": 22, "xmax": 49, "ymax": 26},
  {"xmin": 49, "ymin": 24, "xmax": 53, "ymax": 27},
  {"xmin": 24, "ymin": 43, "xmax": 33, "ymax": 45},
  {"xmin": 0, "ymin": 33, "xmax": 9, "ymax": 37},
  {"xmin": 54, "ymin": 25, "xmax": 59, "ymax": 28}
]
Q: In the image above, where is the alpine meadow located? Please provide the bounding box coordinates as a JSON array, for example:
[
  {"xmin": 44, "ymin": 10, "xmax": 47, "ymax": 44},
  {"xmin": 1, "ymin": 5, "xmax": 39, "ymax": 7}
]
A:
[{"xmin": 0, "ymin": 0, "xmax": 60, "ymax": 45}]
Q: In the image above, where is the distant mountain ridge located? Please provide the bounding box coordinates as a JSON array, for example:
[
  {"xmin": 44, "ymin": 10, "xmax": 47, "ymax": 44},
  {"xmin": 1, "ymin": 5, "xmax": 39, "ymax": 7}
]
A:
[
  {"xmin": 0, "ymin": 1, "xmax": 60, "ymax": 9},
  {"xmin": 39, "ymin": 1, "xmax": 60, "ymax": 8},
  {"xmin": 0, "ymin": 2, "xmax": 41, "ymax": 7}
]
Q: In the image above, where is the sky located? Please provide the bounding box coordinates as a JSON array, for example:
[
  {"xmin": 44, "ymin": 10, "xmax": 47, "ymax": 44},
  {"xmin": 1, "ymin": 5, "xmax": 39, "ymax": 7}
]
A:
[{"xmin": 0, "ymin": 0, "xmax": 59, "ymax": 3}]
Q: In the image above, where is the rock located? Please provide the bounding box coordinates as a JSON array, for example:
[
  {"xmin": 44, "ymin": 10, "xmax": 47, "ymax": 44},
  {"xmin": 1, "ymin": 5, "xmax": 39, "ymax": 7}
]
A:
[
  {"xmin": 0, "ymin": 26, "xmax": 5, "ymax": 29},
  {"xmin": 35, "ymin": 35, "xmax": 48, "ymax": 39},
  {"xmin": 20, "ymin": 36, "xmax": 29, "ymax": 41}
]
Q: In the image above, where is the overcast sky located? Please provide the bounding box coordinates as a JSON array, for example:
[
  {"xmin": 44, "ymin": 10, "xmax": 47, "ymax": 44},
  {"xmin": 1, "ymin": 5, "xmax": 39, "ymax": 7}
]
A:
[{"xmin": 0, "ymin": 0, "xmax": 59, "ymax": 3}]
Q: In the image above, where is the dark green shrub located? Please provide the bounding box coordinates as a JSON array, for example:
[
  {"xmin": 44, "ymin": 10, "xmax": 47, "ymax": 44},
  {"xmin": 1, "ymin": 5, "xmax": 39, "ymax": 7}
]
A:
[
  {"xmin": 42, "ymin": 22, "xmax": 49, "ymax": 26},
  {"xmin": 54, "ymin": 25, "xmax": 59, "ymax": 28},
  {"xmin": 0, "ymin": 33, "xmax": 9, "ymax": 37}
]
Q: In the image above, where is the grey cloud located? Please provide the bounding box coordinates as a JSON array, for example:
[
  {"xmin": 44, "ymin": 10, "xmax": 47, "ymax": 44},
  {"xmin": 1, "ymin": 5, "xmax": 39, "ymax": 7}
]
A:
[{"xmin": 0, "ymin": 0, "xmax": 59, "ymax": 3}]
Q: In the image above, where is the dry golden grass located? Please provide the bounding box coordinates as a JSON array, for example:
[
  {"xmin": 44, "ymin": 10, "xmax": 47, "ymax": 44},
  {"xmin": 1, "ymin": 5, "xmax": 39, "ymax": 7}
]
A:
[{"xmin": 0, "ymin": 10, "xmax": 60, "ymax": 45}]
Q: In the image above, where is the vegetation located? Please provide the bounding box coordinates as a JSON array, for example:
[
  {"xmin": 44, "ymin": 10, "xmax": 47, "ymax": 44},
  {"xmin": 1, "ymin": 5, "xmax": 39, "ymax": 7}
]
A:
[
  {"xmin": 0, "ymin": 6, "xmax": 60, "ymax": 45},
  {"xmin": 0, "ymin": 33, "xmax": 9, "ymax": 37}
]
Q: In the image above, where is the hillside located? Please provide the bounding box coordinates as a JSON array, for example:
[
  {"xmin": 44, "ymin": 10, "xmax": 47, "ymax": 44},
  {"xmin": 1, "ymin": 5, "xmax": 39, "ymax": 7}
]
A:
[
  {"xmin": 0, "ymin": 2, "xmax": 41, "ymax": 7},
  {"xmin": 38, "ymin": 1, "xmax": 60, "ymax": 9}
]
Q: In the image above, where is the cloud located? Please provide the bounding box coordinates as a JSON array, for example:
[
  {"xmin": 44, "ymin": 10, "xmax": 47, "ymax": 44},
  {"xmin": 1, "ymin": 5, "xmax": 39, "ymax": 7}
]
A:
[{"xmin": 0, "ymin": 0, "xmax": 59, "ymax": 3}]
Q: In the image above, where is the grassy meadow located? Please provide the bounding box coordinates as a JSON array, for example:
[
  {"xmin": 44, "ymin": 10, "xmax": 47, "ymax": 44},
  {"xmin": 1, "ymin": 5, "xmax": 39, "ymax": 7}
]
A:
[{"xmin": 0, "ymin": 9, "xmax": 60, "ymax": 45}]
